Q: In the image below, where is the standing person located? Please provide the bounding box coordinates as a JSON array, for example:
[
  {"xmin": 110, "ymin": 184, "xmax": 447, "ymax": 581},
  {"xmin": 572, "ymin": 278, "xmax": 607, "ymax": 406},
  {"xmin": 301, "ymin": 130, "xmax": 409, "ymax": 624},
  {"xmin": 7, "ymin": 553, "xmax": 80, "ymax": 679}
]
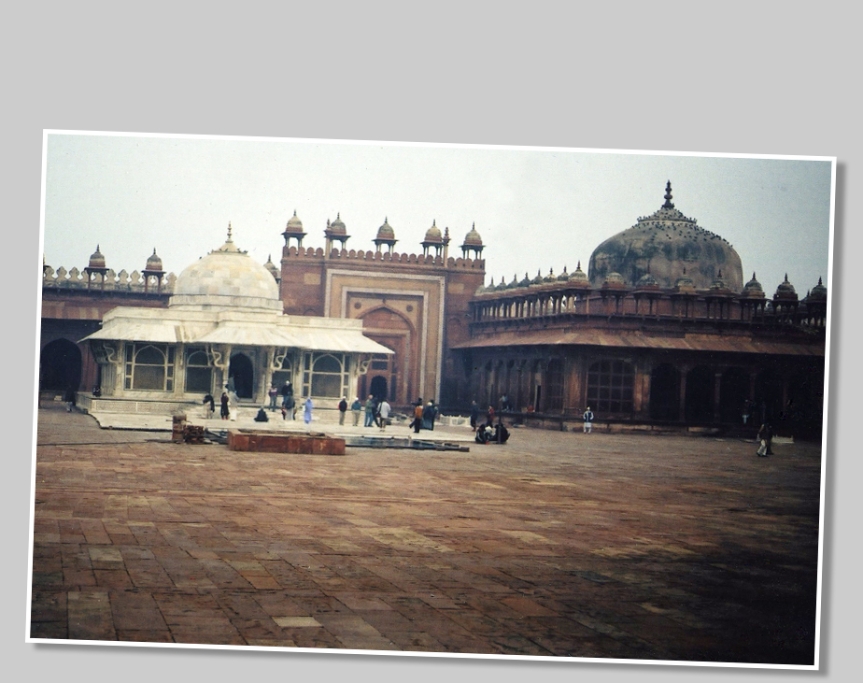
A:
[
  {"xmin": 220, "ymin": 390, "xmax": 230, "ymax": 420},
  {"xmin": 422, "ymin": 400, "xmax": 438, "ymax": 431},
  {"xmin": 378, "ymin": 399, "xmax": 391, "ymax": 431},
  {"xmin": 202, "ymin": 393, "xmax": 215, "ymax": 419},
  {"xmin": 470, "ymin": 401, "xmax": 480, "ymax": 431},
  {"xmin": 280, "ymin": 381, "xmax": 293, "ymax": 409},
  {"xmin": 486, "ymin": 405, "xmax": 495, "ymax": 426},
  {"xmin": 412, "ymin": 400, "xmax": 424, "ymax": 433},
  {"xmin": 338, "ymin": 396, "xmax": 348, "ymax": 425},
  {"xmin": 303, "ymin": 396, "xmax": 313, "ymax": 425},
  {"xmin": 228, "ymin": 388, "xmax": 239, "ymax": 421},
  {"xmin": 757, "ymin": 422, "xmax": 773, "ymax": 456},
  {"xmin": 350, "ymin": 397, "xmax": 362, "ymax": 426},
  {"xmin": 63, "ymin": 386, "xmax": 76, "ymax": 412},
  {"xmin": 583, "ymin": 406, "xmax": 594, "ymax": 433},
  {"xmin": 364, "ymin": 395, "xmax": 376, "ymax": 427},
  {"xmin": 268, "ymin": 385, "xmax": 279, "ymax": 411}
]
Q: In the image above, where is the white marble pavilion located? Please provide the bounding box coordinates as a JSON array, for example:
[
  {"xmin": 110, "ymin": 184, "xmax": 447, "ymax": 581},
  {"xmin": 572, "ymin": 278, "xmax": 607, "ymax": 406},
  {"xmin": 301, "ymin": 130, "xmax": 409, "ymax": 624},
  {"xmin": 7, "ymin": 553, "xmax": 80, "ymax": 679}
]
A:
[{"xmin": 82, "ymin": 228, "xmax": 390, "ymax": 414}]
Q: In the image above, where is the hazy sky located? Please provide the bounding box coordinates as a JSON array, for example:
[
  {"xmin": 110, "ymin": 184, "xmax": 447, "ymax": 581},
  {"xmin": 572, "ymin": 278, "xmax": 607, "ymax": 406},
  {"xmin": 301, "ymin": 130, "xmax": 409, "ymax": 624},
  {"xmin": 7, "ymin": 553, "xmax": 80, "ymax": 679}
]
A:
[{"xmin": 42, "ymin": 133, "xmax": 834, "ymax": 298}]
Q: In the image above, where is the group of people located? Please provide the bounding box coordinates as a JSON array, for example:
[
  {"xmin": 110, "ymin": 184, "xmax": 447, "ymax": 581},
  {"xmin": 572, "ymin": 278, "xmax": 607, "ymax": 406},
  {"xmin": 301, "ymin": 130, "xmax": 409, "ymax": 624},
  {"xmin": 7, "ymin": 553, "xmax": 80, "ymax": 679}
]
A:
[
  {"xmin": 352, "ymin": 395, "xmax": 392, "ymax": 430},
  {"xmin": 408, "ymin": 399, "xmax": 438, "ymax": 434},
  {"xmin": 469, "ymin": 400, "xmax": 510, "ymax": 444},
  {"xmin": 203, "ymin": 380, "xmax": 314, "ymax": 425}
]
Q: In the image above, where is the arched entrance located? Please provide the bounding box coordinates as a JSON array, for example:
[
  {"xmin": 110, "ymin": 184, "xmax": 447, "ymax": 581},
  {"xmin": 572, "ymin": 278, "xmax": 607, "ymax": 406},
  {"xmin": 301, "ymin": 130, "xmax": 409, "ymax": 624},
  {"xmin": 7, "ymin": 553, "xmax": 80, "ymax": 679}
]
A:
[
  {"xmin": 229, "ymin": 353, "xmax": 254, "ymax": 399},
  {"xmin": 754, "ymin": 369, "xmax": 782, "ymax": 424},
  {"xmin": 359, "ymin": 307, "xmax": 411, "ymax": 405},
  {"xmin": 685, "ymin": 365, "xmax": 714, "ymax": 423},
  {"xmin": 369, "ymin": 375, "xmax": 388, "ymax": 401},
  {"xmin": 40, "ymin": 339, "xmax": 82, "ymax": 392},
  {"xmin": 650, "ymin": 363, "xmax": 680, "ymax": 421}
]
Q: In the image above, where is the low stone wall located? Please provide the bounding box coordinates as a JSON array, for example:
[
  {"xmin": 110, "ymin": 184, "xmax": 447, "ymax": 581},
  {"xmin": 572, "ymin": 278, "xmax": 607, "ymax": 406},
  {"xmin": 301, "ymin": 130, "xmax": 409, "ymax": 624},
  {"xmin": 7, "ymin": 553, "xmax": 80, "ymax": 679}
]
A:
[
  {"xmin": 76, "ymin": 393, "xmax": 199, "ymax": 416},
  {"xmin": 227, "ymin": 430, "xmax": 346, "ymax": 455}
]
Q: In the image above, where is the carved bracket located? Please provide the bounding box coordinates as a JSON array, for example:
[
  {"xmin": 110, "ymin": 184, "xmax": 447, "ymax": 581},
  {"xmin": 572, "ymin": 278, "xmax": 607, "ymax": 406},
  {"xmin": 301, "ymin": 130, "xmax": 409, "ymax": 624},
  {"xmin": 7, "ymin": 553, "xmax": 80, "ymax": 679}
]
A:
[
  {"xmin": 92, "ymin": 341, "xmax": 121, "ymax": 367},
  {"xmin": 207, "ymin": 344, "xmax": 229, "ymax": 372},
  {"xmin": 270, "ymin": 346, "xmax": 290, "ymax": 371},
  {"xmin": 356, "ymin": 354, "xmax": 372, "ymax": 376}
]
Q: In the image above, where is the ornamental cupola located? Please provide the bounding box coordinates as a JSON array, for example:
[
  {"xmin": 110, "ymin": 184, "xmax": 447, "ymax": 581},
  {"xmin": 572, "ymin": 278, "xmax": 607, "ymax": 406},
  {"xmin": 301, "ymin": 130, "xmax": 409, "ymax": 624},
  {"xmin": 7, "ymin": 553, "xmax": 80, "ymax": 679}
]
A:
[
  {"xmin": 142, "ymin": 248, "xmax": 166, "ymax": 293},
  {"xmin": 88, "ymin": 245, "xmax": 106, "ymax": 270},
  {"xmin": 374, "ymin": 217, "xmax": 398, "ymax": 254},
  {"xmin": 568, "ymin": 261, "xmax": 591, "ymax": 289},
  {"xmin": 282, "ymin": 210, "xmax": 307, "ymax": 248},
  {"xmin": 742, "ymin": 272, "xmax": 765, "ymax": 299},
  {"xmin": 461, "ymin": 222, "xmax": 484, "ymax": 259},
  {"xmin": 324, "ymin": 213, "xmax": 350, "ymax": 252},
  {"xmin": 85, "ymin": 244, "xmax": 108, "ymax": 289},
  {"xmin": 773, "ymin": 274, "xmax": 798, "ymax": 302},
  {"xmin": 421, "ymin": 219, "xmax": 444, "ymax": 257},
  {"xmin": 808, "ymin": 276, "xmax": 827, "ymax": 302},
  {"xmin": 264, "ymin": 254, "xmax": 281, "ymax": 282}
]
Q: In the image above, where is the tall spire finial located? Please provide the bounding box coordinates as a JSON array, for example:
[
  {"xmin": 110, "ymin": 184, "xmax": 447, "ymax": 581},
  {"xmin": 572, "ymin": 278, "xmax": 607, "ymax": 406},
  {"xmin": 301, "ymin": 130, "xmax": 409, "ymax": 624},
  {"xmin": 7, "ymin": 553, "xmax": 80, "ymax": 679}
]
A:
[
  {"xmin": 227, "ymin": 222, "xmax": 233, "ymax": 242},
  {"xmin": 663, "ymin": 180, "xmax": 674, "ymax": 209}
]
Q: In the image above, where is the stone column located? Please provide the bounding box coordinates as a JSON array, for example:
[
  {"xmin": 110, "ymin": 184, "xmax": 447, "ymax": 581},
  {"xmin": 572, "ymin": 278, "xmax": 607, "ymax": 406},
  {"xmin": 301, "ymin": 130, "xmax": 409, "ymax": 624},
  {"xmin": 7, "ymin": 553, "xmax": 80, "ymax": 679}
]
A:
[
  {"xmin": 678, "ymin": 364, "xmax": 689, "ymax": 423},
  {"xmin": 713, "ymin": 369, "xmax": 723, "ymax": 423}
]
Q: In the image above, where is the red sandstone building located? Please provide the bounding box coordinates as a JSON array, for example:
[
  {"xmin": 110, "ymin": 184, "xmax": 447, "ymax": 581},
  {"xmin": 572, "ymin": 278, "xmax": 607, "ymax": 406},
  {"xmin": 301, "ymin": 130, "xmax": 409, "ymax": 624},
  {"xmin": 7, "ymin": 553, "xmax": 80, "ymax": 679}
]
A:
[{"xmin": 39, "ymin": 183, "xmax": 828, "ymax": 437}]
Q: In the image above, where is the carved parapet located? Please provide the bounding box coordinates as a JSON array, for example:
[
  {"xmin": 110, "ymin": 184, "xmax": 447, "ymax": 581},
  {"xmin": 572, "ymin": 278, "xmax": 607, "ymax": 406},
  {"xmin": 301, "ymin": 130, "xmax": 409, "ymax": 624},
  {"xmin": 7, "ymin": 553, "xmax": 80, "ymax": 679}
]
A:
[
  {"xmin": 42, "ymin": 264, "xmax": 176, "ymax": 293},
  {"xmin": 281, "ymin": 244, "xmax": 484, "ymax": 270}
]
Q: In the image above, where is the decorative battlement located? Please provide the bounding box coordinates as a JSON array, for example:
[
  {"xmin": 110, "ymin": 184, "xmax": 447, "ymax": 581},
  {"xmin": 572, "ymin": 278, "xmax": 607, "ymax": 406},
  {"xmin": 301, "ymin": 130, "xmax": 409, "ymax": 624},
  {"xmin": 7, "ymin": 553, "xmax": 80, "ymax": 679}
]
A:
[
  {"xmin": 282, "ymin": 245, "xmax": 485, "ymax": 270},
  {"xmin": 43, "ymin": 266, "xmax": 177, "ymax": 293}
]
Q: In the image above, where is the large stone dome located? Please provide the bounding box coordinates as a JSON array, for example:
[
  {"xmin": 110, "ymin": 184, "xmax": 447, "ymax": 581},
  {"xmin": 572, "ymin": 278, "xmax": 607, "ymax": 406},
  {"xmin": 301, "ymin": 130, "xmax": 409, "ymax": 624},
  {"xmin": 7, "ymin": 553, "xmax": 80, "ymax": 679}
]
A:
[
  {"xmin": 169, "ymin": 228, "xmax": 282, "ymax": 312},
  {"xmin": 588, "ymin": 182, "xmax": 743, "ymax": 291}
]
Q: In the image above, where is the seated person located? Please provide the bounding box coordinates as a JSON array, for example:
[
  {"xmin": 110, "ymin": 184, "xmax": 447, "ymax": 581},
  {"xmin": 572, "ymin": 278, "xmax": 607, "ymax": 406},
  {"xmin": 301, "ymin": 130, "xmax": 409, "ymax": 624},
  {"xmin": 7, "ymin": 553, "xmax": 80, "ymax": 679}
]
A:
[
  {"xmin": 494, "ymin": 422, "xmax": 510, "ymax": 444},
  {"xmin": 254, "ymin": 407, "xmax": 269, "ymax": 422},
  {"xmin": 475, "ymin": 424, "xmax": 495, "ymax": 444}
]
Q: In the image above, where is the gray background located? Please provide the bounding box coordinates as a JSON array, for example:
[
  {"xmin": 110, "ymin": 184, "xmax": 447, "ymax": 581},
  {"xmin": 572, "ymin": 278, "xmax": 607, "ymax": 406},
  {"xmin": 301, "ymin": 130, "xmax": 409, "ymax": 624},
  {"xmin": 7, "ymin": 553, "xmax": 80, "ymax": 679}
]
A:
[{"xmin": 6, "ymin": 3, "xmax": 858, "ymax": 681}]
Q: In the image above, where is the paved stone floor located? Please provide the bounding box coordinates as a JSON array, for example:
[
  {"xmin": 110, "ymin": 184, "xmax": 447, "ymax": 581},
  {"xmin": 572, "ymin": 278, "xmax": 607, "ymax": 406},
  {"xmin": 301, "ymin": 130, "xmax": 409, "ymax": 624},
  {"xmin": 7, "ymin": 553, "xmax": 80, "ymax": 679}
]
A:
[{"xmin": 29, "ymin": 403, "xmax": 822, "ymax": 665}]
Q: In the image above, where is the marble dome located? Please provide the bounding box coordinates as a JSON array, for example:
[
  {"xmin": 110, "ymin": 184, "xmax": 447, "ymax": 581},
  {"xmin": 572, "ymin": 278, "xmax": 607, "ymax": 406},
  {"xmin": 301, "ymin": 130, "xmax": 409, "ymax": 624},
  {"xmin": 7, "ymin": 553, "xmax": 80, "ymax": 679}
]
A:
[
  {"xmin": 169, "ymin": 227, "xmax": 282, "ymax": 312},
  {"xmin": 588, "ymin": 182, "xmax": 743, "ymax": 292}
]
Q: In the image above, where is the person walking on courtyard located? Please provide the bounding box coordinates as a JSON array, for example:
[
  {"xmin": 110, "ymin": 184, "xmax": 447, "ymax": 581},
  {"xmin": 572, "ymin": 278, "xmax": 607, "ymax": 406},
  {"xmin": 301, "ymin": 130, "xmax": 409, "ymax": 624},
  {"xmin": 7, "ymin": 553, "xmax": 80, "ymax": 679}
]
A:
[
  {"xmin": 412, "ymin": 400, "xmax": 424, "ymax": 433},
  {"xmin": 220, "ymin": 391, "xmax": 230, "ymax": 420},
  {"xmin": 583, "ymin": 406, "xmax": 594, "ymax": 434},
  {"xmin": 757, "ymin": 421, "xmax": 773, "ymax": 456},
  {"xmin": 470, "ymin": 401, "xmax": 480, "ymax": 431},
  {"xmin": 378, "ymin": 399, "xmax": 391, "ymax": 431},
  {"xmin": 364, "ymin": 395, "xmax": 376, "ymax": 427},
  {"xmin": 268, "ymin": 385, "xmax": 279, "ymax": 411},
  {"xmin": 64, "ymin": 386, "xmax": 76, "ymax": 412},
  {"xmin": 338, "ymin": 396, "xmax": 348, "ymax": 425},
  {"xmin": 303, "ymin": 396, "xmax": 313, "ymax": 425}
]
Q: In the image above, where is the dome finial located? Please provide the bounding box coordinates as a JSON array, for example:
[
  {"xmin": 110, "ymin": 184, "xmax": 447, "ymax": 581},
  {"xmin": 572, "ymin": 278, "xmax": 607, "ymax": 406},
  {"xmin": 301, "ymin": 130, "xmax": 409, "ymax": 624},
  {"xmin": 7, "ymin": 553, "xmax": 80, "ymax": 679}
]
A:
[
  {"xmin": 227, "ymin": 222, "xmax": 233, "ymax": 242},
  {"xmin": 662, "ymin": 181, "xmax": 674, "ymax": 209}
]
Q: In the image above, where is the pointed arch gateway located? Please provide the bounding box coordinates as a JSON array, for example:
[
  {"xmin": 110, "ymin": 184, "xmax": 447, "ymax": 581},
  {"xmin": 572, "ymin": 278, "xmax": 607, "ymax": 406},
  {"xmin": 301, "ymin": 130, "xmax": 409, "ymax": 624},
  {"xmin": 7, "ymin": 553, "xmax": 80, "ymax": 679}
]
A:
[
  {"xmin": 40, "ymin": 339, "xmax": 83, "ymax": 392},
  {"xmin": 229, "ymin": 352, "xmax": 254, "ymax": 399},
  {"xmin": 358, "ymin": 305, "xmax": 414, "ymax": 406}
]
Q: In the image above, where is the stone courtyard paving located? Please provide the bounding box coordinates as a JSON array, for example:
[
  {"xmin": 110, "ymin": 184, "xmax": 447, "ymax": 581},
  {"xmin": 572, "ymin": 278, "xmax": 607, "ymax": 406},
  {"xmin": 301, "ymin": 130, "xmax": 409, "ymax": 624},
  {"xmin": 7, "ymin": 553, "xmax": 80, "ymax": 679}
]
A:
[{"xmin": 29, "ymin": 404, "xmax": 822, "ymax": 666}]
